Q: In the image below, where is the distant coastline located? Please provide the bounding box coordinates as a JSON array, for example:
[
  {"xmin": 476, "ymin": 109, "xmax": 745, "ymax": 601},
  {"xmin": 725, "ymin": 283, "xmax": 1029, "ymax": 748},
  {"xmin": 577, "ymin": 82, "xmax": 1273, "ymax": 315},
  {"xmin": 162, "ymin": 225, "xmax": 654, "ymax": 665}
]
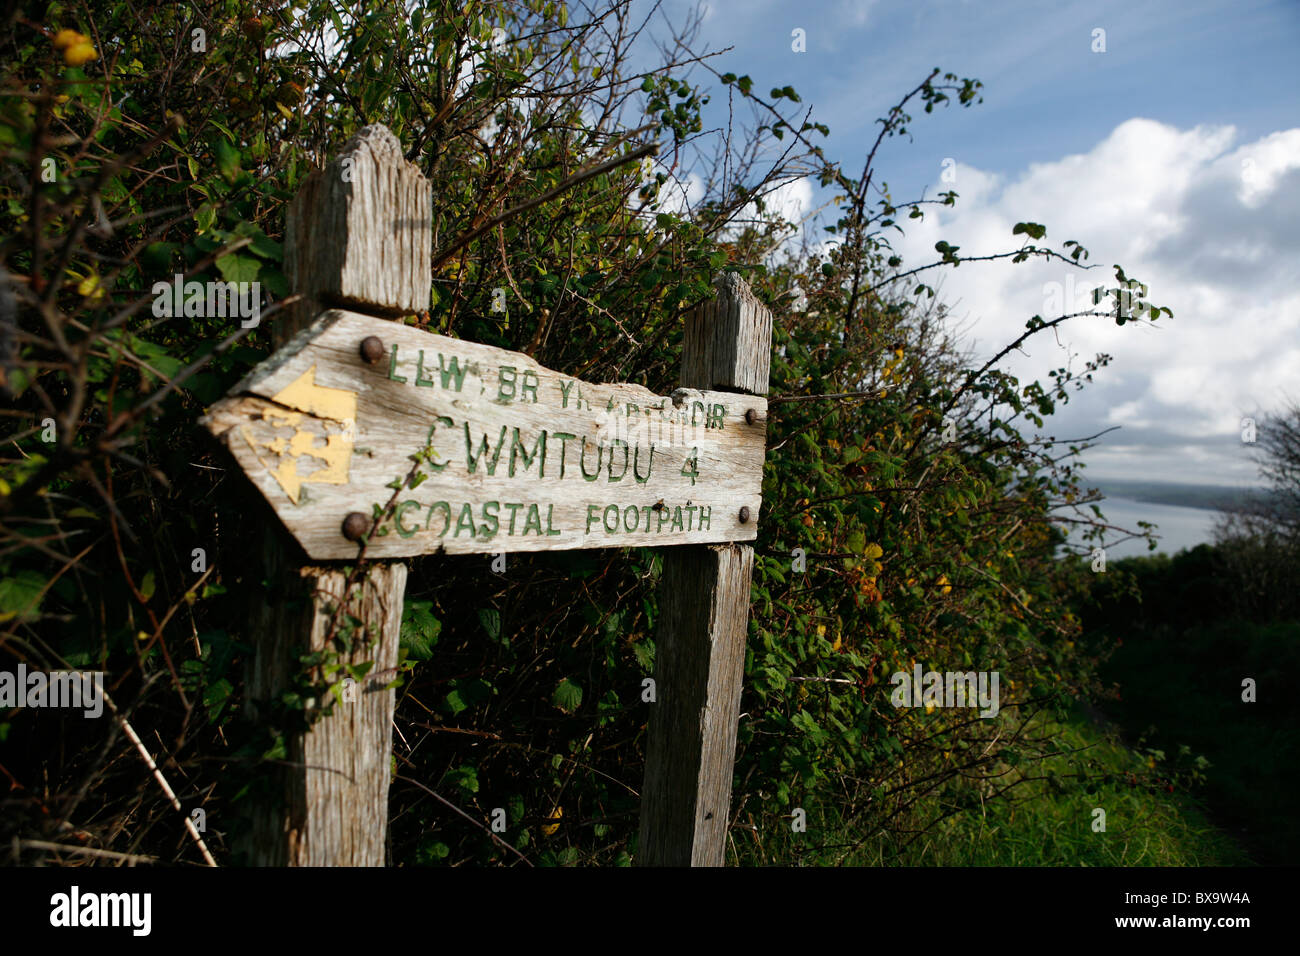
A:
[{"xmin": 1085, "ymin": 479, "xmax": 1271, "ymax": 514}]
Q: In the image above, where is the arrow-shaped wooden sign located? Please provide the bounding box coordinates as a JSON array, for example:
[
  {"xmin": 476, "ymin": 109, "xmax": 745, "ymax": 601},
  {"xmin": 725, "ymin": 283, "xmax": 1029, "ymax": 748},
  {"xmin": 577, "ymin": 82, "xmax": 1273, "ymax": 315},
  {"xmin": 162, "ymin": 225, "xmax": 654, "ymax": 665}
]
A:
[{"xmin": 203, "ymin": 309, "xmax": 767, "ymax": 560}]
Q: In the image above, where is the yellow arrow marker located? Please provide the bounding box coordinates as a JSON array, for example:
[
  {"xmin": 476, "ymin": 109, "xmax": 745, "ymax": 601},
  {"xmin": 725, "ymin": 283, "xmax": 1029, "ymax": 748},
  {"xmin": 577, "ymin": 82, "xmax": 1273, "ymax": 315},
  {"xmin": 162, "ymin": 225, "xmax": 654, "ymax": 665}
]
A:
[
  {"xmin": 272, "ymin": 364, "xmax": 357, "ymax": 421},
  {"xmin": 239, "ymin": 365, "xmax": 358, "ymax": 504}
]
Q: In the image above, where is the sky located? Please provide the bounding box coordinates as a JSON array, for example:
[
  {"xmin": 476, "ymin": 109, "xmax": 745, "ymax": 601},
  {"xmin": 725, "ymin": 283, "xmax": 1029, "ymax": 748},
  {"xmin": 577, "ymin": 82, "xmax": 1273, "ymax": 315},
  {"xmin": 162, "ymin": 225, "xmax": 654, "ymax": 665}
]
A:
[{"xmin": 625, "ymin": 0, "xmax": 1300, "ymax": 488}]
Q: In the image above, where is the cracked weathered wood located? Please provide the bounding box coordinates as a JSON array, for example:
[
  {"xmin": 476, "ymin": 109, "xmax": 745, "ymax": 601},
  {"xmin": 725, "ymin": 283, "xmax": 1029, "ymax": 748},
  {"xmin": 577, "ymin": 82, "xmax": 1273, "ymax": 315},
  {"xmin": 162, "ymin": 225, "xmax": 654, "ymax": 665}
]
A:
[
  {"xmin": 201, "ymin": 309, "xmax": 767, "ymax": 559},
  {"xmin": 235, "ymin": 124, "xmax": 427, "ymax": 866},
  {"xmin": 638, "ymin": 273, "xmax": 772, "ymax": 866},
  {"xmin": 280, "ymin": 124, "xmax": 432, "ymax": 347},
  {"xmin": 243, "ymin": 556, "xmax": 406, "ymax": 865}
]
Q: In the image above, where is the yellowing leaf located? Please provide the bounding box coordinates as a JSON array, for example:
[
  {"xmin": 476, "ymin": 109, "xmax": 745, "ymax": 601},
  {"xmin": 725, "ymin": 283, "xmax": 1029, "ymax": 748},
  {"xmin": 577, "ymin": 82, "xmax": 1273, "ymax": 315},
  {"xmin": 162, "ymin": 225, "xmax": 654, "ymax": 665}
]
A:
[
  {"xmin": 52, "ymin": 29, "xmax": 84, "ymax": 50},
  {"xmin": 543, "ymin": 806, "xmax": 562, "ymax": 836},
  {"xmin": 64, "ymin": 41, "xmax": 98, "ymax": 66}
]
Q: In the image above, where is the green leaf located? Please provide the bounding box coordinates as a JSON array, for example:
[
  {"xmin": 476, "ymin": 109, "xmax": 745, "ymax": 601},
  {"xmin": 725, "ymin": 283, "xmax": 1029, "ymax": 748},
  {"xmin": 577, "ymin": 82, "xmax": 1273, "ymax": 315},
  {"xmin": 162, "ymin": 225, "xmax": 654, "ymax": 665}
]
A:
[
  {"xmin": 202, "ymin": 678, "xmax": 232, "ymax": 720},
  {"xmin": 444, "ymin": 765, "xmax": 479, "ymax": 794},
  {"xmin": 552, "ymin": 678, "xmax": 583, "ymax": 713},
  {"xmin": 141, "ymin": 242, "xmax": 177, "ymax": 274},
  {"xmin": 478, "ymin": 607, "xmax": 501, "ymax": 641},
  {"xmin": 632, "ymin": 640, "xmax": 654, "ymax": 670},
  {"xmin": 0, "ymin": 570, "xmax": 45, "ymax": 620},
  {"xmin": 215, "ymin": 254, "xmax": 260, "ymax": 284},
  {"xmin": 214, "ymin": 137, "xmax": 241, "ymax": 184},
  {"xmin": 401, "ymin": 600, "xmax": 441, "ymax": 660},
  {"xmin": 261, "ymin": 267, "xmax": 288, "ymax": 298},
  {"xmin": 195, "ymin": 203, "xmax": 216, "ymax": 232}
]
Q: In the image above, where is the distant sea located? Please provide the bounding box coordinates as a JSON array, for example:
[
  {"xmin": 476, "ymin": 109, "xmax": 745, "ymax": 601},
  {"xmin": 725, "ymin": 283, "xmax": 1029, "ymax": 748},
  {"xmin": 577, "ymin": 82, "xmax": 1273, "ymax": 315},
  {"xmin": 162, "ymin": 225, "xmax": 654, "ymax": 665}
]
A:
[{"xmin": 1062, "ymin": 495, "xmax": 1223, "ymax": 559}]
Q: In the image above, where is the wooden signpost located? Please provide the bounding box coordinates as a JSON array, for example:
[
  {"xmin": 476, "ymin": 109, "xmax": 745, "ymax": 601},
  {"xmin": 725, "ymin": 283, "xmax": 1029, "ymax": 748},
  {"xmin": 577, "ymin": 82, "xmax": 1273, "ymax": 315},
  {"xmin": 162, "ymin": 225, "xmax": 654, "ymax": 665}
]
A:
[
  {"xmin": 203, "ymin": 125, "xmax": 771, "ymax": 866},
  {"xmin": 203, "ymin": 310, "xmax": 766, "ymax": 558}
]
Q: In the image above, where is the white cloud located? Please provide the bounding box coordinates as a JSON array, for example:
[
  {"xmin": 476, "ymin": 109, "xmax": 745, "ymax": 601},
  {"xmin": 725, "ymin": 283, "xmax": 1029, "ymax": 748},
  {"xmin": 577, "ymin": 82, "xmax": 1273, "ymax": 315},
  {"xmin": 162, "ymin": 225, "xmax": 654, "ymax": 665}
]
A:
[{"xmin": 888, "ymin": 118, "xmax": 1300, "ymax": 484}]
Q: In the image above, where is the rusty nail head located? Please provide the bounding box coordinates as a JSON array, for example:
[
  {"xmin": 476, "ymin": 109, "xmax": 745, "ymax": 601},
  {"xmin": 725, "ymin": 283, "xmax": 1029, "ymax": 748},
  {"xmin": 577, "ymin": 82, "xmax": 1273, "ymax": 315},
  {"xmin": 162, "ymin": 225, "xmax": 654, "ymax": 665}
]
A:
[
  {"xmin": 360, "ymin": 336, "xmax": 385, "ymax": 365},
  {"xmin": 745, "ymin": 408, "xmax": 758, "ymax": 425},
  {"xmin": 342, "ymin": 512, "xmax": 370, "ymax": 541},
  {"xmin": 739, "ymin": 506, "xmax": 751, "ymax": 524}
]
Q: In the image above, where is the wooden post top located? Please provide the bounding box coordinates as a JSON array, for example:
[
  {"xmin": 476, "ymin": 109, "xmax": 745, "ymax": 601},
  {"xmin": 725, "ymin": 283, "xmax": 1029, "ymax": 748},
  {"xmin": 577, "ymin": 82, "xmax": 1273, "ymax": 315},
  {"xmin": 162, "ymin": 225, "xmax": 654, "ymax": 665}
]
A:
[
  {"xmin": 680, "ymin": 272, "xmax": 773, "ymax": 396},
  {"xmin": 281, "ymin": 124, "xmax": 432, "ymax": 346}
]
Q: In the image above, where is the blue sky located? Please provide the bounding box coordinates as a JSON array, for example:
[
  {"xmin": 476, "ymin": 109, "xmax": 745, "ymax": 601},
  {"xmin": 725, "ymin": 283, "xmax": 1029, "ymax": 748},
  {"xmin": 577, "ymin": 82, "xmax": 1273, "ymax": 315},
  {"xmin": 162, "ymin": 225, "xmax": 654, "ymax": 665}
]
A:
[{"xmin": 626, "ymin": 0, "xmax": 1300, "ymax": 488}]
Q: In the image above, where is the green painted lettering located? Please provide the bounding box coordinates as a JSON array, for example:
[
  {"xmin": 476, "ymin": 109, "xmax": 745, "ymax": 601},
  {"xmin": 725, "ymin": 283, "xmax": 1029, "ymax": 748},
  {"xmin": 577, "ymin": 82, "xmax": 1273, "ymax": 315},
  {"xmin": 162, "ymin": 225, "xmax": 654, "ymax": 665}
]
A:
[
  {"xmin": 497, "ymin": 365, "xmax": 517, "ymax": 402},
  {"xmin": 481, "ymin": 501, "xmax": 500, "ymax": 538},
  {"xmin": 633, "ymin": 444, "xmax": 654, "ymax": 483},
  {"xmin": 509, "ymin": 428, "xmax": 546, "ymax": 478},
  {"xmin": 585, "ymin": 504, "xmax": 600, "ymax": 534},
  {"xmin": 521, "ymin": 369, "xmax": 539, "ymax": 403},
  {"xmin": 415, "ymin": 350, "xmax": 436, "ymax": 387},
  {"xmin": 425, "ymin": 501, "xmax": 451, "ymax": 536},
  {"xmin": 387, "ymin": 344, "xmax": 407, "ymax": 383},
  {"xmin": 523, "ymin": 503, "xmax": 543, "ymax": 536},
  {"xmin": 607, "ymin": 439, "xmax": 629, "ymax": 481},
  {"xmin": 680, "ymin": 447, "xmax": 699, "ymax": 486},
  {"xmin": 503, "ymin": 502, "xmax": 523, "ymax": 535},
  {"xmin": 438, "ymin": 353, "xmax": 468, "ymax": 391},
  {"xmin": 423, "ymin": 417, "xmax": 453, "ymax": 472},
  {"xmin": 552, "ymin": 433, "xmax": 577, "ymax": 477},
  {"xmin": 395, "ymin": 500, "xmax": 421, "ymax": 537},
  {"xmin": 545, "ymin": 504, "xmax": 560, "ymax": 535},
  {"xmin": 580, "ymin": 437, "xmax": 603, "ymax": 482},
  {"xmin": 464, "ymin": 424, "xmax": 508, "ymax": 475},
  {"xmin": 603, "ymin": 504, "xmax": 619, "ymax": 534},
  {"xmin": 454, "ymin": 503, "xmax": 477, "ymax": 537}
]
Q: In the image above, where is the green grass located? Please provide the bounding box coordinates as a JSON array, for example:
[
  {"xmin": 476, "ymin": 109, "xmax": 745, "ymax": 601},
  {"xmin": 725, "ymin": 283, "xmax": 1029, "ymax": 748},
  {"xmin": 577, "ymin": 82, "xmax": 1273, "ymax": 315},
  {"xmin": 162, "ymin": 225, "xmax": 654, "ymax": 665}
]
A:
[
  {"xmin": 736, "ymin": 712, "xmax": 1251, "ymax": 866},
  {"xmin": 1099, "ymin": 616, "xmax": 1300, "ymax": 865}
]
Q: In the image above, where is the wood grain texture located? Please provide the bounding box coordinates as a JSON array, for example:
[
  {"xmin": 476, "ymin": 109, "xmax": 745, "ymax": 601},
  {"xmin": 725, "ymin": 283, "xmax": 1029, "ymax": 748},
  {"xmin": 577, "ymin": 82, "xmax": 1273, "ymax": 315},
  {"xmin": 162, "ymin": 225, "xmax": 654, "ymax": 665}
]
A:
[
  {"xmin": 680, "ymin": 271, "xmax": 773, "ymax": 394},
  {"xmin": 202, "ymin": 309, "xmax": 768, "ymax": 559},
  {"xmin": 280, "ymin": 124, "xmax": 431, "ymax": 347},
  {"xmin": 241, "ymin": 544, "xmax": 405, "ymax": 866},
  {"xmin": 638, "ymin": 543, "xmax": 754, "ymax": 865},
  {"xmin": 237, "ymin": 123, "xmax": 423, "ymax": 867},
  {"xmin": 638, "ymin": 273, "xmax": 772, "ymax": 867}
]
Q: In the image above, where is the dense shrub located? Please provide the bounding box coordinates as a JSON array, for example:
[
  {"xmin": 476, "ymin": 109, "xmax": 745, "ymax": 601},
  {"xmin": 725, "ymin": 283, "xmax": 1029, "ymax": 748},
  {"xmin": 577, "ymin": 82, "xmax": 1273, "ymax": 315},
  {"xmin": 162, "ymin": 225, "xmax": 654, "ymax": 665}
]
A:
[{"xmin": 2, "ymin": 0, "xmax": 1169, "ymax": 864}]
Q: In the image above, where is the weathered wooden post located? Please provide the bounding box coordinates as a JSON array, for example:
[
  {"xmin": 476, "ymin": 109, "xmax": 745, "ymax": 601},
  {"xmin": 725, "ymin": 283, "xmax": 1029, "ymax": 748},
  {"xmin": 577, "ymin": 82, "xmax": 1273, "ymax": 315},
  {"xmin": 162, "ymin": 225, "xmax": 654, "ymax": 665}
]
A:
[
  {"xmin": 638, "ymin": 273, "xmax": 772, "ymax": 866},
  {"xmin": 202, "ymin": 127, "xmax": 768, "ymax": 867},
  {"xmin": 207, "ymin": 125, "xmax": 429, "ymax": 865}
]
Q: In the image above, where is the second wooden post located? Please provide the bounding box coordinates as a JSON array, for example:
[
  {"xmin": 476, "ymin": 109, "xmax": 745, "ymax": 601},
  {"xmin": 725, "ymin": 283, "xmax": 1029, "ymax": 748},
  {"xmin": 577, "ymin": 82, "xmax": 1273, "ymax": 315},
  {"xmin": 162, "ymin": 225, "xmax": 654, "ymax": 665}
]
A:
[{"xmin": 638, "ymin": 273, "xmax": 772, "ymax": 866}]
